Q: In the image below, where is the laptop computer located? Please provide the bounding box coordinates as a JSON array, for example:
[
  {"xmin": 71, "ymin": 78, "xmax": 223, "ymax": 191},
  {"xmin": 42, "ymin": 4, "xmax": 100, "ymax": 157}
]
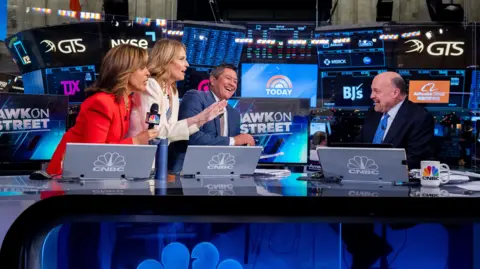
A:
[
  {"xmin": 182, "ymin": 145, "xmax": 263, "ymax": 177},
  {"xmin": 62, "ymin": 143, "xmax": 157, "ymax": 180},
  {"xmin": 317, "ymin": 147, "xmax": 409, "ymax": 183},
  {"xmin": 329, "ymin": 142, "xmax": 393, "ymax": 148}
]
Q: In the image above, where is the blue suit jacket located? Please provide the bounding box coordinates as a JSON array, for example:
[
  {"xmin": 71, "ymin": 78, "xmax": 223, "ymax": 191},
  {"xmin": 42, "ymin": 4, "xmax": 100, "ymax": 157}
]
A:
[{"xmin": 168, "ymin": 90, "xmax": 241, "ymax": 172}]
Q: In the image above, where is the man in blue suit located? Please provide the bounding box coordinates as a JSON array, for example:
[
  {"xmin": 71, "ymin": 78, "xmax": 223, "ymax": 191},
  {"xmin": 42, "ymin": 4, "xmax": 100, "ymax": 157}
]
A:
[{"xmin": 168, "ymin": 64, "xmax": 255, "ymax": 172}]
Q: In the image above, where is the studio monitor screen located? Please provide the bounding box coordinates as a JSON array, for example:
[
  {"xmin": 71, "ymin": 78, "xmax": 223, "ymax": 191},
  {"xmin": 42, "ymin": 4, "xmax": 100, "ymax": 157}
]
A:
[
  {"xmin": 0, "ymin": 93, "xmax": 68, "ymax": 162},
  {"xmin": 241, "ymin": 63, "xmax": 318, "ymax": 107},
  {"xmin": 228, "ymin": 97, "xmax": 310, "ymax": 164},
  {"xmin": 399, "ymin": 69, "xmax": 466, "ymax": 108},
  {"xmin": 44, "ymin": 65, "xmax": 97, "ymax": 104},
  {"xmin": 320, "ymin": 69, "xmax": 387, "ymax": 109}
]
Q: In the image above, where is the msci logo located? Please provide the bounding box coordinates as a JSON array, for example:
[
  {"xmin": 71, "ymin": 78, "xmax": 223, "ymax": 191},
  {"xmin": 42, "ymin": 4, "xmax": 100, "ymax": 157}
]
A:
[
  {"xmin": 136, "ymin": 242, "xmax": 243, "ymax": 269},
  {"xmin": 343, "ymin": 83, "xmax": 363, "ymax": 101},
  {"xmin": 265, "ymin": 75, "xmax": 293, "ymax": 96}
]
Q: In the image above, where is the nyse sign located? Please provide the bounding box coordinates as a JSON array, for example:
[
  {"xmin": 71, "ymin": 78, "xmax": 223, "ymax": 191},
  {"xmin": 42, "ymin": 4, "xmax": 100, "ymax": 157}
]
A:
[{"xmin": 111, "ymin": 39, "xmax": 148, "ymax": 49}]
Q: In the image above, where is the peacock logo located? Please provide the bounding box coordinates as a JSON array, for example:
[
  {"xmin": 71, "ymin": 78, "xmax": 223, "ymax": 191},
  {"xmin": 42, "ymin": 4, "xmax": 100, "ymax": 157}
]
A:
[
  {"xmin": 422, "ymin": 165, "xmax": 439, "ymax": 179},
  {"xmin": 136, "ymin": 242, "xmax": 243, "ymax": 269}
]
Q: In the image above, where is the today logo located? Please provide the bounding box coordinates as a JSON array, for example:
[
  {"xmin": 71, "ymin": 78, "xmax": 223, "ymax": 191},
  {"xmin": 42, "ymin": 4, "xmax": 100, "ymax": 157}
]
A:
[{"xmin": 265, "ymin": 75, "xmax": 293, "ymax": 96}]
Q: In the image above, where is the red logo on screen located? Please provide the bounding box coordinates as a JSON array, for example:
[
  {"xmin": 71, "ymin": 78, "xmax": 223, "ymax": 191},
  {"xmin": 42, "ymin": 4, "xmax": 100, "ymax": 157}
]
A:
[{"xmin": 197, "ymin": 79, "xmax": 210, "ymax": 92}]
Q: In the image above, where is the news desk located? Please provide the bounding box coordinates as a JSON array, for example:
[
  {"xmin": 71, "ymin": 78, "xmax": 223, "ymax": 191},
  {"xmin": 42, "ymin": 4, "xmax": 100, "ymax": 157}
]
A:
[{"xmin": 0, "ymin": 173, "xmax": 479, "ymax": 269}]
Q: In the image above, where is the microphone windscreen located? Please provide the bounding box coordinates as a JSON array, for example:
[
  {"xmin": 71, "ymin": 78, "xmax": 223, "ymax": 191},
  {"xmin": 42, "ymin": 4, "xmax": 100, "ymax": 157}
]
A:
[{"xmin": 150, "ymin": 103, "xmax": 159, "ymax": 114}]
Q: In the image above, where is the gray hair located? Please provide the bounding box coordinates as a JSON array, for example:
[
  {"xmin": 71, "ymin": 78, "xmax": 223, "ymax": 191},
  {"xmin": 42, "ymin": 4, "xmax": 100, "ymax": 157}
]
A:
[{"xmin": 391, "ymin": 76, "xmax": 407, "ymax": 95}]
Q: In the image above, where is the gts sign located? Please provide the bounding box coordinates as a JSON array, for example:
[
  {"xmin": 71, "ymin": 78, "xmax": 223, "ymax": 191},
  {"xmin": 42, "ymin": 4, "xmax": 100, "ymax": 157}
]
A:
[
  {"xmin": 405, "ymin": 40, "xmax": 464, "ymax": 56},
  {"xmin": 343, "ymin": 83, "xmax": 363, "ymax": 101}
]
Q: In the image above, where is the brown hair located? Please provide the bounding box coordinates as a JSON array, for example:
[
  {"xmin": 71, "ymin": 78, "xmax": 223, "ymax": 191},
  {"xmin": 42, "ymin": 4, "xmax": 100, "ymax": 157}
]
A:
[
  {"xmin": 210, "ymin": 63, "xmax": 237, "ymax": 79},
  {"xmin": 85, "ymin": 44, "xmax": 148, "ymax": 99},
  {"xmin": 148, "ymin": 39, "xmax": 186, "ymax": 94}
]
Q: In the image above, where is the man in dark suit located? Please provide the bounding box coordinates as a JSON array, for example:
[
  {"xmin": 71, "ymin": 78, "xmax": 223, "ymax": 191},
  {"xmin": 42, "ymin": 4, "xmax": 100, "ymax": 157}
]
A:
[
  {"xmin": 168, "ymin": 64, "xmax": 255, "ymax": 172},
  {"xmin": 341, "ymin": 71, "xmax": 435, "ymax": 269},
  {"xmin": 359, "ymin": 71, "xmax": 435, "ymax": 169}
]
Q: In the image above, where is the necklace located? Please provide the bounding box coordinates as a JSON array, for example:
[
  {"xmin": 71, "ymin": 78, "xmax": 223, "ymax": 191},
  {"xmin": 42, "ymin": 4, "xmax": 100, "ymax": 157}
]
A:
[{"xmin": 124, "ymin": 95, "xmax": 130, "ymax": 112}]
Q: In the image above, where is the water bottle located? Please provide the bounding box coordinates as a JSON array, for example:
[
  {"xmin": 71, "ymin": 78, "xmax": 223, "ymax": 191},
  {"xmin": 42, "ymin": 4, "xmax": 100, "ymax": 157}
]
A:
[{"xmin": 155, "ymin": 138, "xmax": 168, "ymax": 181}]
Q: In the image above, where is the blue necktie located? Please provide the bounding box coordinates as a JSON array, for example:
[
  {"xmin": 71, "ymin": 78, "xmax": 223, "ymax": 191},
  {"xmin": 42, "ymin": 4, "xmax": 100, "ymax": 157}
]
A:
[{"xmin": 372, "ymin": 113, "xmax": 390, "ymax": 144}]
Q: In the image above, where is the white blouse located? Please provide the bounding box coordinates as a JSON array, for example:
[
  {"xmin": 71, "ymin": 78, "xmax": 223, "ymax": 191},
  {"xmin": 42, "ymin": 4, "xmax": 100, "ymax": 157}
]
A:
[{"xmin": 128, "ymin": 78, "xmax": 199, "ymax": 143}]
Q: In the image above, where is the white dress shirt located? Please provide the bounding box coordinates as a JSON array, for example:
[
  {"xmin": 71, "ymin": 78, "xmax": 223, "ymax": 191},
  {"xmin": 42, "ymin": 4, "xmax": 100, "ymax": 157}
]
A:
[
  {"xmin": 128, "ymin": 78, "xmax": 199, "ymax": 142},
  {"xmin": 382, "ymin": 99, "xmax": 405, "ymax": 140},
  {"xmin": 211, "ymin": 92, "xmax": 235, "ymax": 146}
]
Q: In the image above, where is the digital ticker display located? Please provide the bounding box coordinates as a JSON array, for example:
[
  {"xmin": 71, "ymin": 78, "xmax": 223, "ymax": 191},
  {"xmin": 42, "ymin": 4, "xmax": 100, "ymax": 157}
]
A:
[
  {"xmin": 320, "ymin": 69, "xmax": 387, "ymax": 109},
  {"xmin": 182, "ymin": 23, "xmax": 245, "ymax": 67},
  {"xmin": 315, "ymin": 28, "xmax": 386, "ymax": 69},
  {"xmin": 243, "ymin": 23, "xmax": 315, "ymax": 62},
  {"xmin": 44, "ymin": 65, "xmax": 96, "ymax": 103},
  {"xmin": 6, "ymin": 34, "xmax": 39, "ymax": 74},
  {"xmin": 398, "ymin": 69, "xmax": 466, "ymax": 108},
  {"xmin": 468, "ymin": 70, "xmax": 480, "ymax": 109}
]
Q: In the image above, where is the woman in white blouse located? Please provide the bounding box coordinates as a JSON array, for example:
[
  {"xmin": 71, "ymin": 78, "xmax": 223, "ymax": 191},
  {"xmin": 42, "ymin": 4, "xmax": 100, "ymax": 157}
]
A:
[{"xmin": 128, "ymin": 39, "xmax": 226, "ymax": 142}]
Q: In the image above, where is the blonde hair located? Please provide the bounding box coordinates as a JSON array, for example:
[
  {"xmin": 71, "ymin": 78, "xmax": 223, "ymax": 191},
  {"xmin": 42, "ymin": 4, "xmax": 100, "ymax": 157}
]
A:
[
  {"xmin": 85, "ymin": 44, "xmax": 148, "ymax": 99},
  {"xmin": 148, "ymin": 39, "xmax": 186, "ymax": 94}
]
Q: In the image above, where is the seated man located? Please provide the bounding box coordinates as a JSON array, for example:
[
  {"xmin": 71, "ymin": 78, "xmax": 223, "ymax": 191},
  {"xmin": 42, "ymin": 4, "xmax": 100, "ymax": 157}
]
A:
[
  {"xmin": 309, "ymin": 131, "xmax": 327, "ymax": 162},
  {"xmin": 341, "ymin": 71, "xmax": 435, "ymax": 269},
  {"xmin": 168, "ymin": 64, "xmax": 255, "ymax": 172},
  {"xmin": 358, "ymin": 71, "xmax": 434, "ymax": 169}
]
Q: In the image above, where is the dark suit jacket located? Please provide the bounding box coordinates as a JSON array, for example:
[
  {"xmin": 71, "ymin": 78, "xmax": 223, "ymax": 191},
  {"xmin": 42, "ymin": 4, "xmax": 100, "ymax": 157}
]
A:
[
  {"xmin": 168, "ymin": 90, "xmax": 241, "ymax": 172},
  {"xmin": 358, "ymin": 100, "xmax": 434, "ymax": 169}
]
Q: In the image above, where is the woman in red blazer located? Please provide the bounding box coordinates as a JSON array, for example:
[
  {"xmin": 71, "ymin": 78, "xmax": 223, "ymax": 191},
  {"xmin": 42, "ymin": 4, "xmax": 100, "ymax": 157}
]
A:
[{"xmin": 47, "ymin": 44, "xmax": 159, "ymax": 175}]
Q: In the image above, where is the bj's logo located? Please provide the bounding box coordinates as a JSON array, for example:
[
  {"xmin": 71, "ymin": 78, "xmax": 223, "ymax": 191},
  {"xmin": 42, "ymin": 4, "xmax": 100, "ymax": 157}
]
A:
[{"xmin": 343, "ymin": 83, "xmax": 363, "ymax": 101}]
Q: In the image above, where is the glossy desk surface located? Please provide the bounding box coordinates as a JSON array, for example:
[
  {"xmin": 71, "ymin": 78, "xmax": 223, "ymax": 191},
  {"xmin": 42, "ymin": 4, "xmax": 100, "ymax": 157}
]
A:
[
  {"xmin": 1, "ymin": 173, "xmax": 480, "ymax": 267},
  {"xmin": 0, "ymin": 173, "xmax": 477, "ymax": 198}
]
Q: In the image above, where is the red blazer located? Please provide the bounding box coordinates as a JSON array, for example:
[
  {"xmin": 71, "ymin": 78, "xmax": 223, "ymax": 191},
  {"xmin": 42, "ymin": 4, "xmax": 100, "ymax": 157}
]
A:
[{"xmin": 47, "ymin": 92, "xmax": 134, "ymax": 175}]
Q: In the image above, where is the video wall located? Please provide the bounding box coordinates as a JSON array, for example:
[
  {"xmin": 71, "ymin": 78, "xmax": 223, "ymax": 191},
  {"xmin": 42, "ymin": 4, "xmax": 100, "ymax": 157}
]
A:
[
  {"xmin": 7, "ymin": 21, "xmax": 478, "ymax": 109},
  {"xmin": 4, "ymin": 21, "xmax": 480, "ymax": 166}
]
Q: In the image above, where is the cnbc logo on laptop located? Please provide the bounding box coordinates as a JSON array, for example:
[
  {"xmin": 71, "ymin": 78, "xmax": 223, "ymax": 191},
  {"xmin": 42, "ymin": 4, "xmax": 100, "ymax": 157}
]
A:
[
  {"xmin": 207, "ymin": 153, "xmax": 235, "ymax": 170},
  {"xmin": 93, "ymin": 152, "xmax": 126, "ymax": 172},
  {"xmin": 347, "ymin": 156, "xmax": 379, "ymax": 175}
]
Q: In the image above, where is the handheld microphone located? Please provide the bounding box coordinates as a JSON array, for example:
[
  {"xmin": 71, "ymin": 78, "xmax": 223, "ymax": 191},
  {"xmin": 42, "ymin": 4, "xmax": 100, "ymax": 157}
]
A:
[{"xmin": 146, "ymin": 103, "xmax": 160, "ymax": 130}]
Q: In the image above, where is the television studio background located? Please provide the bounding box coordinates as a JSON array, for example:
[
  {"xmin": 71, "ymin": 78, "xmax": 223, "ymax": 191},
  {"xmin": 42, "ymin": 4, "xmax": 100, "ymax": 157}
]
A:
[{"xmin": 1, "ymin": 0, "xmax": 480, "ymax": 268}]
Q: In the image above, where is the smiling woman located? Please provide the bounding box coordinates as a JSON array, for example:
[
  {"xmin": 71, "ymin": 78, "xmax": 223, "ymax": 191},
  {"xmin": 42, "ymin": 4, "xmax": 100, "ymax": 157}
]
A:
[
  {"xmin": 128, "ymin": 39, "xmax": 228, "ymax": 144},
  {"xmin": 46, "ymin": 44, "xmax": 159, "ymax": 176}
]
